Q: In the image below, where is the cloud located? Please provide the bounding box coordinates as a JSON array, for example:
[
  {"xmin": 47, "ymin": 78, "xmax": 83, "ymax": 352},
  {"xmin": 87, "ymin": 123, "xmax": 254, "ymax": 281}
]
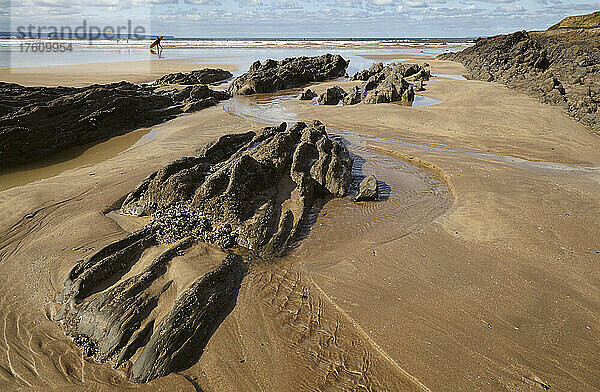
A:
[
  {"xmin": 401, "ymin": 0, "xmax": 446, "ymax": 7},
  {"xmin": 6, "ymin": 0, "xmax": 600, "ymax": 38},
  {"xmin": 497, "ymin": 4, "xmax": 524, "ymax": 12}
]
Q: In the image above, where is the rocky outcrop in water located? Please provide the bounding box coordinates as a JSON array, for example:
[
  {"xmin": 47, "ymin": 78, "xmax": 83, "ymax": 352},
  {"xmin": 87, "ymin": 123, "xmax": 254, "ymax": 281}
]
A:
[
  {"xmin": 440, "ymin": 28, "xmax": 600, "ymax": 132},
  {"xmin": 345, "ymin": 62, "xmax": 418, "ymax": 105},
  {"xmin": 154, "ymin": 68, "xmax": 233, "ymax": 86},
  {"xmin": 343, "ymin": 86, "xmax": 362, "ymax": 105},
  {"xmin": 351, "ymin": 62, "xmax": 384, "ymax": 81},
  {"xmin": 353, "ymin": 175, "xmax": 378, "ymax": 202},
  {"xmin": 227, "ymin": 54, "xmax": 349, "ymax": 95},
  {"xmin": 54, "ymin": 121, "xmax": 354, "ymax": 382},
  {"xmin": 175, "ymin": 84, "xmax": 231, "ymax": 113},
  {"xmin": 298, "ymin": 88, "xmax": 317, "ymax": 100},
  {"xmin": 362, "ymin": 76, "xmax": 414, "ymax": 104},
  {"xmin": 318, "ymin": 86, "xmax": 346, "ymax": 105},
  {"xmin": 0, "ymin": 81, "xmax": 230, "ymax": 168}
]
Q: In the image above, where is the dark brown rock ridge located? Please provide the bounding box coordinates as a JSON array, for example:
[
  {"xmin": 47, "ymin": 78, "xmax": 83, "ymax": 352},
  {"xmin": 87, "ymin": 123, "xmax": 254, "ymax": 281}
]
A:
[
  {"xmin": 343, "ymin": 85, "xmax": 362, "ymax": 105},
  {"xmin": 318, "ymin": 86, "xmax": 346, "ymax": 105},
  {"xmin": 0, "ymin": 81, "xmax": 230, "ymax": 168},
  {"xmin": 298, "ymin": 88, "xmax": 317, "ymax": 100},
  {"xmin": 227, "ymin": 54, "xmax": 349, "ymax": 95},
  {"xmin": 54, "ymin": 121, "xmax": 353, "ymax": 383},
  {"xmin": 346, "ymin": 62, "xmax": 420, "ymax": 105},
  {"xmin": 440, "ymin": 28, "xmax": 600, "ymax": 132},
  {"xmin": 154, "ymin": 68, "xmax": 233, "ymax": 85}
]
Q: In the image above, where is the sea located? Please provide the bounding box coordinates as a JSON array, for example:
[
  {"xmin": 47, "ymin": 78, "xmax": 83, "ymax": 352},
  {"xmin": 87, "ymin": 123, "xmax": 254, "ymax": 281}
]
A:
[{"xmin": 0, "ymin": 38, "xmax": 472, "ymax": 72}]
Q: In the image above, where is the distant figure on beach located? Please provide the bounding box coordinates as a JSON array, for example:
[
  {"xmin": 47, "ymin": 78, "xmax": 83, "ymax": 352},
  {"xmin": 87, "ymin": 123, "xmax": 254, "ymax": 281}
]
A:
[{"xmin": 150, "ymin": 36, "xmax": 164, "ymax": 50}]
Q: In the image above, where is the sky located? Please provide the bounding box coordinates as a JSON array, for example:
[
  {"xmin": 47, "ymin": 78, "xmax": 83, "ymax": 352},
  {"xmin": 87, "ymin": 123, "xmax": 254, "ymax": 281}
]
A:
[{"xmin": 2, "ymin": 0, "xmax": 600, "ymax": 38}]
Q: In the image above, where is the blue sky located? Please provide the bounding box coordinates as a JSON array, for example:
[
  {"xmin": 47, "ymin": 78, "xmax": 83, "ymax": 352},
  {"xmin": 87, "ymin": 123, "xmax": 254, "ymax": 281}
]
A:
[{"xmin": 3, "ymin": 0, "xmax": 600, "ymax": 37}]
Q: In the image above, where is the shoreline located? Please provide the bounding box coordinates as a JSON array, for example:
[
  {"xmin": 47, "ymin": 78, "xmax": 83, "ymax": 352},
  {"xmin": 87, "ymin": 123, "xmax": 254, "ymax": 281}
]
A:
[{"xmin": 0, "ymin": 57, "xmax": 239, "ymax": 86}]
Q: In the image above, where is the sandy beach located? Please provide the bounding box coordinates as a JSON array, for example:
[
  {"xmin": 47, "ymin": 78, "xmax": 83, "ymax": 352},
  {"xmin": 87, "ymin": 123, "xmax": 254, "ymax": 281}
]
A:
[
  {"xmin": 0, "ymin": 58, "xmax": 238, "ymax": 87},
  {"xmin": 0, "ymin": 50, "xmax": 599, "ymax": 392}
]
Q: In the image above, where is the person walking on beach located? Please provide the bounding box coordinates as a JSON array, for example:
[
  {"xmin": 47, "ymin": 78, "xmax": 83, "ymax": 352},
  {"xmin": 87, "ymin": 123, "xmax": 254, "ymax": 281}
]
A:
[{"xmin": 150, "ymin": 35, "xmax": 164, "ymax": 49}]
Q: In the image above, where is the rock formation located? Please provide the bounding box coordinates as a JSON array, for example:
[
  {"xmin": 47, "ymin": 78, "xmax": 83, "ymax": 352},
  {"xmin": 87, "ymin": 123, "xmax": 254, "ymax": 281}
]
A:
[
  {"xmin": 54, "ymin": 121, "xmax": 354, "ymax": 382},
  {"xmin": 298, "ymin": 88, "xmax": 317, "ymax": 100},
  {"xmin": 227, "ymin": 54, "xmax": 349, "ymax": 95},
  {"xmin": 0, "ymin": 81, "xmax": 230, "ymax": 168},
  {"xmin": 362, "ymin": 76, "xmax": 414, "ymax": 104},
  {"xmin": 346, "ymin": 62, "xmax": 419, "ymax": 105},
  {"xmin": 318, "ymin": 86, "xmax": 346, "ymax": 105},
  {"xmin": 154, "ymin": 68, "xmax": 233, "ymax": 85},
  {"xmin": 413, "ymin": 68, "xmax": 431, "ymax": 81},
  {"xmin": 343, "ymin": 85, "xmax": 362, "ymax": 105},
  {"xmin": 353, "ymin": 175, "xmax": 378, "ymax": 202},
  {"xmin": 351, "ymin": 62, "xmax": 384, "ymax": 81},
  {"xmin": 440, "ymin": 28, "xmax": 600, "ymax": 132}
]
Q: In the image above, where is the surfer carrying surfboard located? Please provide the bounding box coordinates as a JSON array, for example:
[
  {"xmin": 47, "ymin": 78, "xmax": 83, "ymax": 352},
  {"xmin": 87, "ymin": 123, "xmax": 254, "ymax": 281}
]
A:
[{"xmin": 150, "ymin": 36, "xmax": 164, "ymax": 49}]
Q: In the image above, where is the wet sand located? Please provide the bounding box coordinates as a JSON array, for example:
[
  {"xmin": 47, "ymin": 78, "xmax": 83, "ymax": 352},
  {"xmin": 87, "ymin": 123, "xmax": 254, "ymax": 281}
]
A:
[
  {"xmin": 360, "ymin": 54, "xmax": 439, "ymax": 60},
  {"xmin": 0, "ymin": 56, "xmax": 599, "ymax": 391},
  {"xmin": 0, "ymin": 58, "xmax": 238, "ymax": 87}
]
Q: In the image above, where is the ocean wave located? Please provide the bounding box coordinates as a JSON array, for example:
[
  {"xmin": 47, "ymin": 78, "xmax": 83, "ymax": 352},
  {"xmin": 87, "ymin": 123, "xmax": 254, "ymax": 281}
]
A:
[{"xmin": 0, "ymin": 38, "xmax": 474, "ymax": 49}]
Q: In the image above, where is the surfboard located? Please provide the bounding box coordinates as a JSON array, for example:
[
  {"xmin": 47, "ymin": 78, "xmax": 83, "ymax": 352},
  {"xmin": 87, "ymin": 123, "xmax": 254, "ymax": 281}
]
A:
[{"xmin": 150, "ymin": 36, "xmax": 163, "ymax": 48}]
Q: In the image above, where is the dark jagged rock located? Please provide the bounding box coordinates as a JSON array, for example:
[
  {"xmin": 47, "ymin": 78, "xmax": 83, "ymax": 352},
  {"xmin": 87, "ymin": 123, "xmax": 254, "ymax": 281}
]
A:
[
  {"xmin": 55, "ymin": 237, "xmax": 246, "ymax": 384},
  {"xmin": 318, "ymin": 86, "xmax": 346, "ymax": 105},
  {"xmin": 413, "ymin": 68, "xmax": 431, "ymax": 81},
  {"xmin": 416, "ymin": 80, "xmax": 426, "ymax": 92},
  {"xmin": 403, "ymin": 64, "xmax": 421, "ymax": 78},
  {"xmin": 55, "ymin": 121, "xmax": 354, "ymax": 382},
  {"xmin": 343, "ymin": 85, "xmax": 362, "ymax": 105},
  {"xmin": 0, "ymin": 81, "xmax": 230, "ymax": 168},
  {"xmin": 347, "ymin": 62, "xmax": 420, "ymax": 105},
  {"xmin": 362, "ymin": 76, "xmax": 414, "ymax": 105},
  {"xmin": 122, "ymin": 121, "xmax": 353, "ymax": 254},
  {"xmin": 351, "ymin": 62, "xmax": 384, "ymax": 81},
  {"xmin": 353, "ymin": 175, "xmax": 378, "ymax": 202},
  {"xmin": 227, "ymin": 54, "xmax": 349, "ymax": 95},
  {"xmin": 298, "ymin": 88, "xmax": 317, "ymax": 100},
  {"xmin": 440, "ymin": 28, "xmax": 600, "ymax": 132},
  {"xmin": 189, "ymin": 84, "xmax": 229, "ymax": 100},
  {"xmin": 154, "ymin": 68, "xmax": 233, "ymax": 85}
]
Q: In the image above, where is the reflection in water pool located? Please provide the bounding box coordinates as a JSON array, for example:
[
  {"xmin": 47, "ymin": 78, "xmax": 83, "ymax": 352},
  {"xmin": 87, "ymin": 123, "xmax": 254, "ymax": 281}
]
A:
[
  {"xmin": 412, "ymin": 94, "xmax": 441, "ymax": 107},
  {"xmin": 0, "ymin": 128, "xmax": 154, "ymax": 192},
  {"xmin": 432, "ymin": 73, "xmax": 467, "ymax": 80},
  {"xmin": 222, "ymin": 87, "xmax": 443, "ymax": 124}
]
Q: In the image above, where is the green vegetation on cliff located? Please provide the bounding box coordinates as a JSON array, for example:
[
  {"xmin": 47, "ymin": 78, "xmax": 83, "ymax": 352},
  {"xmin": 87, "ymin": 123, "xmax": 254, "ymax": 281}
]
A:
[{"xmin": 549, "ymin": 11, "xmax": 600, "ymax": 30}]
